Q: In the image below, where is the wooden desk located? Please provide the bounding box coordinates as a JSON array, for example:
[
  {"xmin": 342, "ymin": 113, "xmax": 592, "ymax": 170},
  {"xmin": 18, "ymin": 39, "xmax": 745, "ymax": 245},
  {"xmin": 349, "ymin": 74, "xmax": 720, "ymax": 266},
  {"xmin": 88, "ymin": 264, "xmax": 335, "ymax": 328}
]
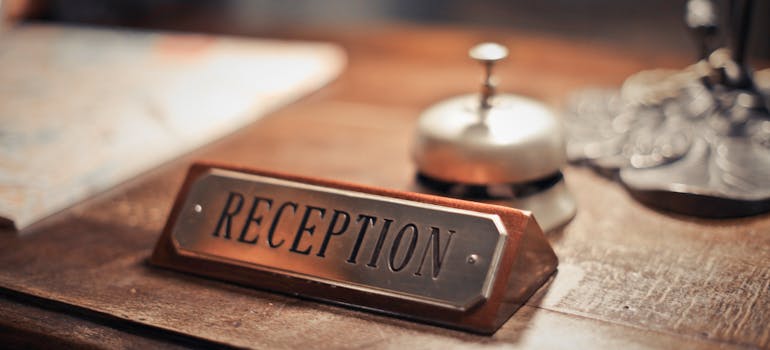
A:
[{"xmin": 1, "ymin": 25, "xmax": 768, "ymax": 349}]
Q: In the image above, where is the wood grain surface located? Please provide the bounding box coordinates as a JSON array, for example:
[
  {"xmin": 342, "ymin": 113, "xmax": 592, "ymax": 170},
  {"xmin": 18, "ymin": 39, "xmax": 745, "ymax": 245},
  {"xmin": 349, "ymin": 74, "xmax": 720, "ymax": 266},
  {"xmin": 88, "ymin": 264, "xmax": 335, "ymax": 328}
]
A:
[{"xmin": 1, "ymin": 24, "xmax": 768, "ymax": 349}]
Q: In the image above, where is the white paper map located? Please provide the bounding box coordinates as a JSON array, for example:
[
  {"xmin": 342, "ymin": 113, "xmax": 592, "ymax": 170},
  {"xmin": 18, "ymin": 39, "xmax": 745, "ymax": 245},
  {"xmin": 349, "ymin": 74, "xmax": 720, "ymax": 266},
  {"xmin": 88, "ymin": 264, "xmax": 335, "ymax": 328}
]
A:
[{"xmin": 0, "ymin": 24, "xmax": 345, "ymax": 230}]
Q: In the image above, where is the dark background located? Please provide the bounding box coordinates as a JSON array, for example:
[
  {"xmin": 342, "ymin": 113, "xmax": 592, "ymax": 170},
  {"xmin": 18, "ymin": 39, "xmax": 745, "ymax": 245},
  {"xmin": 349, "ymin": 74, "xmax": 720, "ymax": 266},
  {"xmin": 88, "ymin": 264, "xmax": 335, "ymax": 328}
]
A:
[{"xmin": 13, "ymin": 0, "xmax": 770, "ymax": 60}]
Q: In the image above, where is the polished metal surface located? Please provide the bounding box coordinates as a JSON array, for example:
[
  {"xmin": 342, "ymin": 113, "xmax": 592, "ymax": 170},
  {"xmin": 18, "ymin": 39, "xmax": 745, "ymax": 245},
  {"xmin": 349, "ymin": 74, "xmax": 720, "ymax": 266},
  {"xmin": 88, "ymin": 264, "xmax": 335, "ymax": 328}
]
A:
[
  {"xmin": 170, "ymin": 169, "xmax": 506, "ymax": 311},
  {"xmin": 414, "ymin": 93, "xmax": 567, "ymax": 185},
  {"xmin": 413, "ymin": 41, "xmax": 567, "ymax": 185},
  {"xmin": 468, "ymin": 42, "xmax": 508, "ymax": 62},
  {"xmin": 565, "ymin": 0, "xmax": 770, "ymax": 217},
  {"xmin": 411, "ymin": 42, "xmax": 575, "ymax": 231}
]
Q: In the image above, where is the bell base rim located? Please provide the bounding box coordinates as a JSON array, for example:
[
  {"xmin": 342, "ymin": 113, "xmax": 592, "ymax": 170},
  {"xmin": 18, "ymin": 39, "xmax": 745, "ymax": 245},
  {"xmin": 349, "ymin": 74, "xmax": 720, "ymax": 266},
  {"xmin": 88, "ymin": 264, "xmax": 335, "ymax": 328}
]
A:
[{"xmin": 414, "ymin": 173, "xmax": 576, "ymax": 232}]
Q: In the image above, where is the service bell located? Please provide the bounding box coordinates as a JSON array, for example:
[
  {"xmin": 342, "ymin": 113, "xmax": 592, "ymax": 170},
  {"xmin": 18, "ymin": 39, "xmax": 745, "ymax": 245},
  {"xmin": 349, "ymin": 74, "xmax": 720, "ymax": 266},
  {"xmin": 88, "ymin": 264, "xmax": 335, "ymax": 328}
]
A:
[{"xmin": 411, "ymin": 42, "xmax": 576, "ymax": 231}]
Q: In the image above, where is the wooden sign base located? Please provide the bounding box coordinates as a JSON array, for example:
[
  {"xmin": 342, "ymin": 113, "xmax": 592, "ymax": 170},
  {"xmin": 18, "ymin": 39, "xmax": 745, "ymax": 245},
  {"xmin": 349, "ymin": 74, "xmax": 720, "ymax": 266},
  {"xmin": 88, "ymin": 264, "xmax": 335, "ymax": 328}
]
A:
[{"xmin": 151, "ymin": 162, "xmax": 558, "ymax": 334}]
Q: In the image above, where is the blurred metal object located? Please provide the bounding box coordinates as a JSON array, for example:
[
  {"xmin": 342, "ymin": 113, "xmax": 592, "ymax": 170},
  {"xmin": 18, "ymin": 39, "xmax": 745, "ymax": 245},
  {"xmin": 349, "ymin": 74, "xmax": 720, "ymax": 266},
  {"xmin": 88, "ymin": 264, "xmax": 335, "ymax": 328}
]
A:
[
  {"xmin": 686, "ymin": 0, "xmax": 719, "ymax": 59},
  {"xmin": 565, "ymin": 0, "xmax": 770, "ymax": 217},
  {"xmin": 413, "ymin": 42, "xmax": 576, "ymax": 231}
]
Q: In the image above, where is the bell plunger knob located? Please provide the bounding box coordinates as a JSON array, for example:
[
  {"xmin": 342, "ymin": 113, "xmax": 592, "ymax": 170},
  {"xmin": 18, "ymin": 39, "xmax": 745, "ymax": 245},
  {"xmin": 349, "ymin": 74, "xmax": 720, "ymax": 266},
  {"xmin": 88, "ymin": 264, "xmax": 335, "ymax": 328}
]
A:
[{"xmin": 469, "ymin": 42, "xmax": 508, "ymax": 109}]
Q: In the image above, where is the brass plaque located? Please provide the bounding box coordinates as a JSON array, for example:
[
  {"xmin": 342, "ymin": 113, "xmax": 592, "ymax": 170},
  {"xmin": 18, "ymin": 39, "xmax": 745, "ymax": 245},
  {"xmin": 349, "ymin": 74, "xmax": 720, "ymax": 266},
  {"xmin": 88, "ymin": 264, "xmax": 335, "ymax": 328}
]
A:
[
  {"xmin": 172, "ymin": 168, "xmax": 503, "ymax": 310},
  {"xmin": 152, "ymin": 163, "xmax": 558, "ymax": 334}
]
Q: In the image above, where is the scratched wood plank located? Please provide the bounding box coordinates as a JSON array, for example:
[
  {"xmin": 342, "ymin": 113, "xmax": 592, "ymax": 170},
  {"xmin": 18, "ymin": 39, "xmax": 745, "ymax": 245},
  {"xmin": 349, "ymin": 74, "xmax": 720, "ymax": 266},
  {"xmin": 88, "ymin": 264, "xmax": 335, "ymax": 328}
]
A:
[
  {"xmin": 1, "ymin": 100, "xmax": 767, "ymax": 349},
  {"xmin": 0, "ymin": 294, "xmax": 190, "ymax": 349},
  {"xmin": 539, "ymin": 167, "xmax": 770, "ymax": 348},
  {"xmin": 0, "ymin": 171, "xmax": 745, "ymax": 350},
  {"xmin": 1, "ymin": 26, "xmax": 769, "ymax": 348}
]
